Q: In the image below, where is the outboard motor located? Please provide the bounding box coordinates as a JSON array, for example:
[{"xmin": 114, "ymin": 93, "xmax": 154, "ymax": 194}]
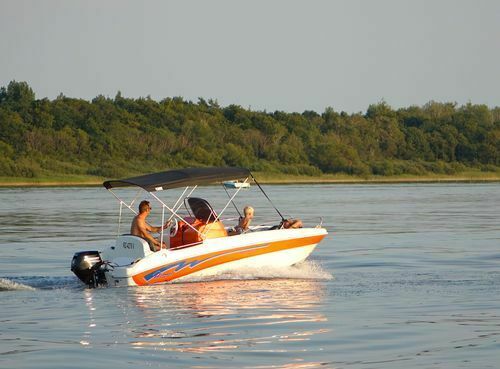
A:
[{"xmin": 71, "ymin": 251, "xmax": 107, "ymax": 288}]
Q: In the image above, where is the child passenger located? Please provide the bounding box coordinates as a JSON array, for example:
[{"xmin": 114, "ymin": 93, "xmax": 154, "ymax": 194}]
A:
[{"xmin": 231, "ymin": 206, "xmax": 254, "ymax": 235}]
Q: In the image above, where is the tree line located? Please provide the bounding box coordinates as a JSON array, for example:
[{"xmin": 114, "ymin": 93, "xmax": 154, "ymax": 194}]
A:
[{"xmin": 0, "ymin": 81, "xmax": 499, "ymax": 179}]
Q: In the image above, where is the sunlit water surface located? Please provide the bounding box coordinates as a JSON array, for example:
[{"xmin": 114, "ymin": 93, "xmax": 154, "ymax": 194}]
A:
[{"xmin": 1, "ymin": 183, "xmax": 499, "ymax": 368}]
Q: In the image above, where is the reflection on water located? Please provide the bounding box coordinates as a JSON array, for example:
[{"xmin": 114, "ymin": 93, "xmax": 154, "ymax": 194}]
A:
[
  {"xmin": 132, "ymin": 279, "xmax": 326, "ymax": 314},
  {"xmin": 80, "ymin": 279, "xmax": 330, "ymax": 365}
]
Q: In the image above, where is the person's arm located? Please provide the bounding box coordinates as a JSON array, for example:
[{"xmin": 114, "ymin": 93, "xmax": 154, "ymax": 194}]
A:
[
  {"xmin": 240, "ymin": 216, "xmax": 251, "ymax": 230},
  {"xmin": 146, "ymin": 220, "xmax": 172, "ymax": 233},
  {"xmin": 144, "ymin": 223, "xmax": 156, "ymax": 232},
  {"xmin": 138, "ymin": 220, "xmax": 160, "ymax": 246}
]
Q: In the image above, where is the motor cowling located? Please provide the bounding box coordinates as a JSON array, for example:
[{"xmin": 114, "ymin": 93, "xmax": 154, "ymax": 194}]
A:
[{"xmin": 71, "ymin": 251, "xmax": 107, "ymax": 288}]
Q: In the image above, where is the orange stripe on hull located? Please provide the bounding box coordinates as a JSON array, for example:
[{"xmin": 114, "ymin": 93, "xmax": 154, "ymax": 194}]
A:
[{"xmin": 132, "ymin": 234, "xmax": 325, "ymax": 286}]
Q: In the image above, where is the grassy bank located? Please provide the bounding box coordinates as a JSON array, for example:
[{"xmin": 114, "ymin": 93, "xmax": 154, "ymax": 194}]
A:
[
  {"xmin": 0, "ymin": 174, "xmax": 103, "ymax": 187},
  {"xmin": 1, "ymin": 170, "xmax": 499, "ymax": 187},
  {"xmin": 252, "ymin": 170, "xmax": 500, "ymax": 184}
]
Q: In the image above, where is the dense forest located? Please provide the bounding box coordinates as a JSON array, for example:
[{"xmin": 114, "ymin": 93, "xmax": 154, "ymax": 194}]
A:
[{"xmin": 0, "ymin": 81, "xmax": 499, "ymax": 180}]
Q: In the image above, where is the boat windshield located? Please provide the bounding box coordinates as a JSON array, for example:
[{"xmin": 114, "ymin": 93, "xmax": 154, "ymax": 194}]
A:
[{"xmin": 185, "ymin": 197, "xmax": 218, "ymax": 223}]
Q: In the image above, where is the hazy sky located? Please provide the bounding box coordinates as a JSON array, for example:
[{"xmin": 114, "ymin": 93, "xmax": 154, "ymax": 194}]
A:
[{"xmin": 1, "ymin": 0, "xmax": 499, "ymax": 113}]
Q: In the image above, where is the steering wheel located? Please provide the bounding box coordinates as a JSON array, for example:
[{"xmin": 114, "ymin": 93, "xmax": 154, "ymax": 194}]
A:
[{"xmin": 169, "ymin": 218, "xmax": 179, "ymax": 237}]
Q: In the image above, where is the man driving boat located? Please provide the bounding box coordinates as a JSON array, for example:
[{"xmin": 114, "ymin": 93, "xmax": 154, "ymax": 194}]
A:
[{"xmin": 131, "ymin": 200, "xmax": 171, "ymax": 251}]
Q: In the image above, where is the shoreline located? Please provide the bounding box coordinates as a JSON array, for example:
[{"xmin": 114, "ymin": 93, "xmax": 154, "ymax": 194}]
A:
[{"xmin": 1, "ymin": 174, "xmax": 500, "ymax": 187}]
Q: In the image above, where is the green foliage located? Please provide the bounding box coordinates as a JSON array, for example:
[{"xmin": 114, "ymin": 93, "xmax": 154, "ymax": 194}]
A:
[
  {"xmin": 0, "ymin": 80, "xmax": 35, "ymax": 111},
  {"xmin": 0, "ymin": 81, "xmax": 498, "ymax": 179}
]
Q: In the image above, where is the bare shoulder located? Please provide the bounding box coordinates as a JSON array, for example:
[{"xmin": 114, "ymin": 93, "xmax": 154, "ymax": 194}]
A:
[{"xmin": 136, "ymin": 216, "xmax": 147, "ymax": 227}]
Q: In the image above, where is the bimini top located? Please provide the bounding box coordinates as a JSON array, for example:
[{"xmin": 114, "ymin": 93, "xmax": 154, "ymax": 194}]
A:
[{"xmin": 103, "ymin": 167, "xmax": 251, "ymax": 192}]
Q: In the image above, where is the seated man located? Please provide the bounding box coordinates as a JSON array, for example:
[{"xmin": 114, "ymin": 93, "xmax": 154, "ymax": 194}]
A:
[
  {"xmin": 130, "ymin": 200, "xmax": 171, "ymax": 251},
  {"xmin": 229, "ymin": 206, "xmax": 254, "ymax": 235}
]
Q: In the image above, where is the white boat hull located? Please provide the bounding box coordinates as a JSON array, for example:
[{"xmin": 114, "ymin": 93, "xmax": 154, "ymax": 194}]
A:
[
  {"xmin": 102, "ymin": 228, "xmax": 327, "ymax": 287},
  {"xmin": 177, "ymin": 244, "xmax": 316, "ymax": 281}
]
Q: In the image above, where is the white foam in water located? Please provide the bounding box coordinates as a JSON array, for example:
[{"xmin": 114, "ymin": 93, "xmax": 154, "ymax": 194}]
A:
[
  {"xmin": 0, "ymin": 277, "xmax": 36, "ymax": 291},
  {"xmin": 176, "ymin": 260, "xmax": 333, "ymax": 283},
  {"xmin": 0, "ymin": 276, "xmax": 80, "ymax": 291},
  {"xmin": 0, "ymin": 263, "xmax": 332, "ymax": 290}
]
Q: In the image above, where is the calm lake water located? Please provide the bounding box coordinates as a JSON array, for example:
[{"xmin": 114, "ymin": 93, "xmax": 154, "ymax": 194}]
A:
[{"xmin": 1, "ymin": 183, "xmax": 499, "ymax": 368}]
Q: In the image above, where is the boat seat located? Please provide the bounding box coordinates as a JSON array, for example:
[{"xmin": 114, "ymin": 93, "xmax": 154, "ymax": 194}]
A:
[
  {"xmin": 119, "ymin": 233, "xmax": 157, "ymax": 251},
  {"xmin": 113, "ymin": 235, "xmax": 154, "ymax": 258},
  {"xmin": 182, "ymin": 219, "xmax": 227, "ymax": 244},
  {"xmin": 170, "ymin": 217, "xmax": 228, "ymax": 248}
]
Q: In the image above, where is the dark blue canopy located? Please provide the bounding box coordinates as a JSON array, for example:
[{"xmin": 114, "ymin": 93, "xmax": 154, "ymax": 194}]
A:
[{"xmin": 103, "ymin": 167, "xmax": 251, "ymax": 192}]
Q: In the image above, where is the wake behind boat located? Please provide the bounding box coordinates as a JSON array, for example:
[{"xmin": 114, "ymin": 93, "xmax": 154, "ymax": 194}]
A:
[{"xmin": 71, "ymin": 167, "xmax": 327, "ymax": 287}]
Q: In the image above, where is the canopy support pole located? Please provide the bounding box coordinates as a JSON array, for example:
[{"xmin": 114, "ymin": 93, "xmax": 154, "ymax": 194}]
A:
[
  {"xmin": 116, "ymin": 189, "xmax": 140, "ymax": 236},
  {"xmin": 168, "ymin": 186, "xmax": 197, "ymax": 221},
  {"xmin": 204, "ymin": 177, "xmax": 248, "ymax": 235},
  {"xmin": 170, "ymin": 186, "xmax": 189, "ymax": 214},
  {"xmin": 223, "ymin": 184, "xmax": 242, "ymax": 218},
  {"xmin": 160, "ymin": 204, "xmax": 165, "ymax": 248},
  {"xmin": 149, "ymin": 191, "xmax": 205, "ymax": 239},
  {"xmin": 129, "ymin": 189, "xmax": 142, "ymax": 210},
  {"xmin": 250, "ymin": 173, "xmax": 285, "ymax": 221},
  {"xmin": 108, "ymin": 189, "xmax": 138, "ymax": 216},
  {"xmin": 117, "ymin": 201, "xmax": 123, "ymax": 237}
]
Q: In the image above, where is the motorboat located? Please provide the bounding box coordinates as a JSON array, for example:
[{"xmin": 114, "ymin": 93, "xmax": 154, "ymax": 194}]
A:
[
  {"xmin": 71, "ymin": 167, "xmax": 327, "ymax": 287},
  {"xmin": 223, "ymin": 180, "xmax": 250, "ymax": 189}
]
